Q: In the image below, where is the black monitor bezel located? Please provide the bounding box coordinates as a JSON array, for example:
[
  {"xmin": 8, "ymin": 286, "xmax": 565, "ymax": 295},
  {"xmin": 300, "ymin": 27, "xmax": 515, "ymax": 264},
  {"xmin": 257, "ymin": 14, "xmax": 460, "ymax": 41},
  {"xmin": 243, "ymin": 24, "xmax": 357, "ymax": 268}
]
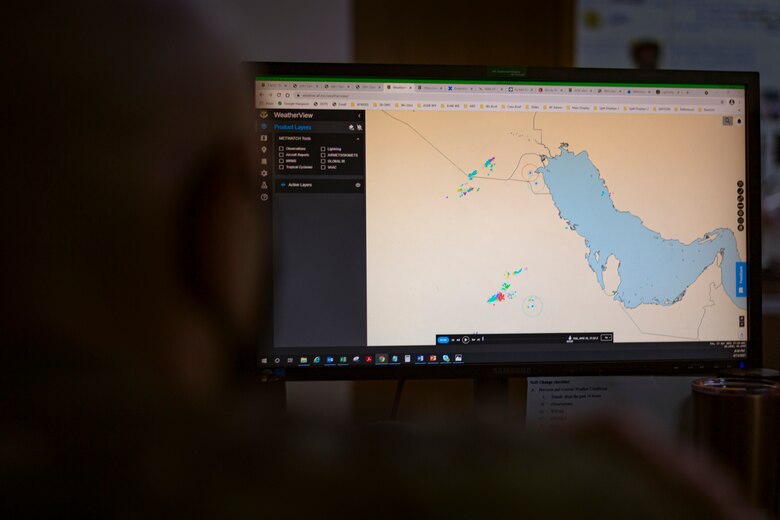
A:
[{"xmin": 245, "ymin": 62, "xmax": 762, "ymax": 381}]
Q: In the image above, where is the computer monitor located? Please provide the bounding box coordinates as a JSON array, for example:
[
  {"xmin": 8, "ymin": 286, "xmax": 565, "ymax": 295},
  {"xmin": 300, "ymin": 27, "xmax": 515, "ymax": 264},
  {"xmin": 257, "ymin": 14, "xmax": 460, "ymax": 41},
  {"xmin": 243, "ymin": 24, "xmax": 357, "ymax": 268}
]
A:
[{"xmin": 246, "ymin": 62, "xmax": 761, "ymax": 380}]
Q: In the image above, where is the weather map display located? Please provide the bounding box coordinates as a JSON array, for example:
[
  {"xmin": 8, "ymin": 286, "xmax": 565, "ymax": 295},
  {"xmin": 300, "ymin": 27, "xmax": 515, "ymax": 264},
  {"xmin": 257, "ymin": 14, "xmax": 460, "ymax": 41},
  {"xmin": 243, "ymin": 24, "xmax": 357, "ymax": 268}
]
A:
[
  {"xmin": 366, "ymin": 108, "xmax": 746, "ymax": 346},
  {"xmin": 250, "ymin": 64, "xmax": 760, "ymax": 377}
]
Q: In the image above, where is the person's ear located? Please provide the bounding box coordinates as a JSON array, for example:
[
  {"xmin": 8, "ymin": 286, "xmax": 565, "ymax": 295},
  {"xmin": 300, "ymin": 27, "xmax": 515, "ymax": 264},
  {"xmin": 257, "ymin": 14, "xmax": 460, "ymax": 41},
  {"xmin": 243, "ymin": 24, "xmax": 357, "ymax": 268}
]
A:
[{"xmin": 181, "ymin": 143, "xmax": 262, "ymax": 342}]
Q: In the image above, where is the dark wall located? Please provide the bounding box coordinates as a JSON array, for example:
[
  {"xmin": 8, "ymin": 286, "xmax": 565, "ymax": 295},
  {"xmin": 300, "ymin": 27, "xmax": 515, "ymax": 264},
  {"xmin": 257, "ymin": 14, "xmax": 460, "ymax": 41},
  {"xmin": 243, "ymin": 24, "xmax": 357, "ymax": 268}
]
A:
[{"xmin": 354, "ymin": 0, "xmax": 574, "ymax": 67}]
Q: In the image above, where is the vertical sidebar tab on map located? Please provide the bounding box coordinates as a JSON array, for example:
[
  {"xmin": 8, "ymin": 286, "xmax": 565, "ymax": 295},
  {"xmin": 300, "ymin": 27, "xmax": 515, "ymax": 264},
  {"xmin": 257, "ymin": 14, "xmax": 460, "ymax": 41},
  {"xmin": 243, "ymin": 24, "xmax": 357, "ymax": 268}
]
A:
[{"xmin": 736, "ymin": 262, "xmax": 747, "ymax": 297}]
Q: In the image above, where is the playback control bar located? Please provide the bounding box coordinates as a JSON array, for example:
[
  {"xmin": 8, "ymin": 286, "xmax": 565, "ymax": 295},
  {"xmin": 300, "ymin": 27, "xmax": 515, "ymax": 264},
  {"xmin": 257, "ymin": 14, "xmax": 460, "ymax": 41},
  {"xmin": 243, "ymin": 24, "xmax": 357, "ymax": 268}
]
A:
[{"xmin": 435, "ymin": 332, "xmax": 615, "ymax": 346}]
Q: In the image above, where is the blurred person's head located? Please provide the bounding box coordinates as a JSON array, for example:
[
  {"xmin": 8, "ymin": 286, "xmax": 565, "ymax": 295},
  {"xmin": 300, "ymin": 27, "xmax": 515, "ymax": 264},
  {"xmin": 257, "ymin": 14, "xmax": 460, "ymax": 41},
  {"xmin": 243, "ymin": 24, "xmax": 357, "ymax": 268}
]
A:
[
  {"xmin": 3, "ymin": 1, "xmax": 261, "ymax": 398},
  {"xmin": 631, "ymin": 39, "xmax": 661, "ymax": 70}
]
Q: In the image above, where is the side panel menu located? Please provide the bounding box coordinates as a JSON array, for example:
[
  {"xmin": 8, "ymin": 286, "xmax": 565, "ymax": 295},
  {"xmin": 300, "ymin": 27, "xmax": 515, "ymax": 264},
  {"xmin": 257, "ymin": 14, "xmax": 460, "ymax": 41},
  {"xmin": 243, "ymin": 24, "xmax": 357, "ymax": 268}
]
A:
[{"xmin": 256, "ymin": 109, "xmax": 368, "ymax": 349}]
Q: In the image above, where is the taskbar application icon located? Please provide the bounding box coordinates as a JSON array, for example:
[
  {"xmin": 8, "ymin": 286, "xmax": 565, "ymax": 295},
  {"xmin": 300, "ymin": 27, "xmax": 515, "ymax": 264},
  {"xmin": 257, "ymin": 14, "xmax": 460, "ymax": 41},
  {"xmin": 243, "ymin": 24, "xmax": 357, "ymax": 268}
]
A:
[{"xmin": 285, "ymin": 352, "xmax": 465, "ymax": 367}]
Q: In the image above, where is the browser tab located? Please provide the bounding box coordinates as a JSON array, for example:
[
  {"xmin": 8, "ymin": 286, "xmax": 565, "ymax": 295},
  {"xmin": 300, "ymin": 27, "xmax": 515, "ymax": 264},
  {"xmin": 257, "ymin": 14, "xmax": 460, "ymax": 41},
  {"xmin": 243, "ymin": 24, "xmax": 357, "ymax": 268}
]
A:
[
  {"xmin": 417, "ymin": 84, "xmax": 445, "ymax": 92},
  {"xmin": 384, "ymin": 83, "xmax": 414, "ymax": 92},
  {"xmin": 291, "ymin": 82, "xmax": 322, "ymax": 90},
  {"xmin": 326, "ymin": 82, "xmax": 355, "ymax": 90},
  {"xmin": 354, "ymin": 83, "xmax": 384, "ymax": 91},
  {"xmin": 476, "ymin": 85, "xmax": 506, "ymax": 93},
  {"xmin": 448, "ymin": 85, "xmax": 475, "ymax": 92},
  {"xmin": 626, "ymin": 88, "xmax": 653, "ymax": 95},
  {"xmin": 568, "ymin": 87, "xmax": 592, "ymax": 94}
]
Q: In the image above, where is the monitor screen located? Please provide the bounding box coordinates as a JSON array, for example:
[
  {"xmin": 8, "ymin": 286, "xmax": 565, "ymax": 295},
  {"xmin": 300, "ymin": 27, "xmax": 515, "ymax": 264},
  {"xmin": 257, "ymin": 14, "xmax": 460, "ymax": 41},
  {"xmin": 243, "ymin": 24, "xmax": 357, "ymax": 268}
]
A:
[{"xmin": 246, "ymin": 63, "xmax": 761, "ymax": 379}]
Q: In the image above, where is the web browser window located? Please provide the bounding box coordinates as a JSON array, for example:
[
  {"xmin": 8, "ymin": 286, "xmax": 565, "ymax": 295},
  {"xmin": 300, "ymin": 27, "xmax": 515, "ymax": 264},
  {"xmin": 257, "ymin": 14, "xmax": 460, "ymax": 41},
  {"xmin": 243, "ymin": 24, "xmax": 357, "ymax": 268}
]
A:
[{"xmin": 253, "ymin": 71, "xmax": 753, "ymax": 373}]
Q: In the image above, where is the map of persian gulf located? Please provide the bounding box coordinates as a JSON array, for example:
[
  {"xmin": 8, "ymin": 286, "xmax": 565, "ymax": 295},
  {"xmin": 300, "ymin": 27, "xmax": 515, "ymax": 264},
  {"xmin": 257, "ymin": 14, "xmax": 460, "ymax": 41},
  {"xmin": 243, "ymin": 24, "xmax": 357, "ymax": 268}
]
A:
[
  {"xmin": 540, "ymin": 145, "xmax": 745, "ymax": 310},
  {"xmin": 365, "ymin": 109, "xmax": 747, "ymax": 346}
]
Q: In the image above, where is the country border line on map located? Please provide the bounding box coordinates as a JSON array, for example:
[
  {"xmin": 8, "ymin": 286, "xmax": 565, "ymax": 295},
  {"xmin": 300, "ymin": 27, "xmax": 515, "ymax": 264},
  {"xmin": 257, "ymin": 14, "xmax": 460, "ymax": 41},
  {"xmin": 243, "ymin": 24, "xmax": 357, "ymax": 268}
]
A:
[
  {"xmin": 619, "ymin": 284, "xmax": 717, "ymax": 341},
  {"xmin": 532, "ymin": 112, "xmax": 553, "ymax": 156},
  {"xmin": 471, "ymin": 154, "xmax": 552, "ymax": 195},
  {"xmin": 381, "ymin": 111, "xmax": 468, "ymax": 176},
  {"xmin": 382, "ymin": 110, "xmax": 551, "ymax": 195}
]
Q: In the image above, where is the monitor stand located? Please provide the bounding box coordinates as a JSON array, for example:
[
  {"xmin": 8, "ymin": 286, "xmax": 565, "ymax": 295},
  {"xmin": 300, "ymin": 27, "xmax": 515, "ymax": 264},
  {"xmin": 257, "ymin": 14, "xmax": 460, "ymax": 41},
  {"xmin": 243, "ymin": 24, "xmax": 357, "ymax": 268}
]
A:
[
  {"xmin": 376, "ymin": 377, "xmax": 518, "ymax": 422},
  {"xmin": 269, "ymin": 375, "xmax": 519, "ymax": 423},
  {"xmin": 473, "ymin": 377, "xmax": 510, "ymax": 421},
  {"xmin": 388, "ymin": 377, "xmax": 512, "ymax": 421},
  {"xmin": 258, "ymin": 370, "xmax": 288, "ymax": 421}
]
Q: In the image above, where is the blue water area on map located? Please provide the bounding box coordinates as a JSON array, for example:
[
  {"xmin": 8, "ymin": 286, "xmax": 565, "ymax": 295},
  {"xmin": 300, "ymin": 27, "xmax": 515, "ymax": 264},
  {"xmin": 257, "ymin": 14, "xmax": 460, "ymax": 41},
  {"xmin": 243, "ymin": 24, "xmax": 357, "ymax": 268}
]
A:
[{"xmin": 539, "ymin": 146, "xmax": 746, "ymax": 310}]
